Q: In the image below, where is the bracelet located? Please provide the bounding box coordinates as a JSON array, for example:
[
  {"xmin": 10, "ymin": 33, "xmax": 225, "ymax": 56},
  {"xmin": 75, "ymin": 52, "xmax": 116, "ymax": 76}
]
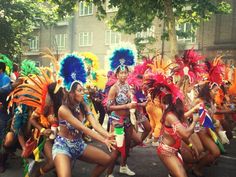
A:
[
  {"xmin": 188, "ymin": 143, "xmax": 193, "ymax": 148},
  {"xmin": 40, "ymin": 128, "xmax": 46, "ymax": 134}
]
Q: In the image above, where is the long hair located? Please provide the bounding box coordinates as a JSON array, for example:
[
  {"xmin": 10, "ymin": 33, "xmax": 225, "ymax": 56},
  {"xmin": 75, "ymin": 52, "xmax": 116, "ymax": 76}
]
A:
[
  {"xmin": 0, "ymin": 61, "xmax": 6, "ymax": 72},
  {"xmin": 62, "ymin": 82, "xmax": 86, "ymax": 116},
  {"xmin": 161, "ymin": 95, "xmax": 185, "ymax": 123},
  {"xmin": 197, "ymin": 82, "xmax": 213, "ymax": 104},
  {"xmin": 47, "ymin": 82, "xmax": 64, "ymax": 118},
  {"xmin": 149, "ymin": 84, "xmax": 184, "ymax": 123}
]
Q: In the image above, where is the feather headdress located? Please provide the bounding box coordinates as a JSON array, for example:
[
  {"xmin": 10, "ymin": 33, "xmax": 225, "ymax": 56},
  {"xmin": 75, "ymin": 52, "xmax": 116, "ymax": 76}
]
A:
[
  {"xmin": 172, "ymin": 49, "xmax": 206, "ymax": 83},
  {"xmin": 146, "ymin": 56, "xmax": 173, "ymax": 75},
  {"xmin": 41, "ymin": 48, "xmax": 61, "ymax": 93},
  {"xmin": 128, "ymin": 57, "xmax": 153, "ymax": 89},
  {"xmin": 79, "ymin": 52, "xmax": 99, "ymax": 70},
  {"xmin": 20, "ymin": 59, "xmax": 40, "ymax": 76},
  {"xmin": 107, "ymin": 42, "xmax": 137, "ymax": 71},
  {"xmin": 59, "ymin": 54, "xmax": 87, "ymax": 91},
  {"xmin": 205, "ymin": 56, "xmax": 225, "ymax": 86},
  {"xmin": 0, "ymin": 54, "xmax": 13, "ymax": 75},
  {"xmin": 228, "ymin": 68, "xmax": 236, "ymax": 95},
  {"xmin": 143, "ymin": 73, "xmax": 183, "ymax": 103},
  {"xmin": 7, "ymin": 67, "xmax": 55, "ymax": 128}
]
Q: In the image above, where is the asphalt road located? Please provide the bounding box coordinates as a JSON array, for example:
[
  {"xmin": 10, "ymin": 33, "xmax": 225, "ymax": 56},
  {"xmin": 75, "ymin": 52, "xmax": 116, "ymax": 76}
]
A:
[{"xmin": 1, "ymin": 138, "xmax": 236, "ymax": 177}]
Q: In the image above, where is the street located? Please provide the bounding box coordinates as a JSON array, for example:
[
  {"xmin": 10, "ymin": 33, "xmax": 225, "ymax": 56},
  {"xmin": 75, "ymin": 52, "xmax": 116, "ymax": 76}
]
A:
[{"xmin": 2, "ymin": 137, "xmax": 236, "ymax": 177}]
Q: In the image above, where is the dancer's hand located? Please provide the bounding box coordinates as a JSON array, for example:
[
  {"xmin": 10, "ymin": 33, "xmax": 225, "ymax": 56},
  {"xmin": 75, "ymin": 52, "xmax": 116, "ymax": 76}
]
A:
[
  {"xmin": 190, "ymin": 144, "xmax": 199, "ymax": 159},
  {"xmin": 192, "ymin": 113, "xmax": 199, "ymax": 123},
  {"xmin": 137, "ymin": 101, "xmax": 147, "ymax": 107},
  {"xmin": 193, "ymin": 103, "xmax": 202, "ymax": 111},
  {"xmin": 107, "ymin": 132, "xmax": 115, "ymax": 140},
  {"xmin": 104, "ymin": 138, "xmax": 116, "ymax": 152},
  {"xmin": 127, "ymin": 102, "xmax": 137, "ymax": 109},
  {"xmin": 42, "ymin": 129, "xmax": 53, "ymax": 137}
]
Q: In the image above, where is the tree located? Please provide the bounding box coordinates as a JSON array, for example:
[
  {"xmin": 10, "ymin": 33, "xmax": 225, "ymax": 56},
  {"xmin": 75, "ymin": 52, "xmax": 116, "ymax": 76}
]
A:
[
  {"xmin": 94, "ymin": 0, "xmax": 232, "ymax": 58},
  {"xmin": 48, "ymin": 0, "xmax": 231, "ymax": 58},
  {"xmin": 0, "ymin": 0, "xmax": 63, "ymax": 61}
]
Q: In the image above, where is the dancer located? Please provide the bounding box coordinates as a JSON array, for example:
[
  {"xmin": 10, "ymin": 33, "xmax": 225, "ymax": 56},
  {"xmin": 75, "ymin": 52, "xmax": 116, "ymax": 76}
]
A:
[
  {"xmin": 127, "ymin": 60, "xmax": 152, "ymax": 146},
  {"xmin": 106, "ymin": 43, "xmax": 139, "ymax": 177},
  {"xmin": 52, "ymin": 54, "xmax": 115, "ymax": 177},
  {"xmin": 192, "ymin": 82, "xmax": 221, "ymax": 176},
  {"xmin": 173, "ymin": 49, "xmax": 207, "ymax": 164},
  {"xmin": 144, "ymin": 73, "xmax": 200, "ymax": 177},
  {"xmin": 30, "ymin": 82, "xmax": 64, "ymax": 177},
  {"xmin": 191, "ymin": 57, "xmax": 225, "ymax": 177}
]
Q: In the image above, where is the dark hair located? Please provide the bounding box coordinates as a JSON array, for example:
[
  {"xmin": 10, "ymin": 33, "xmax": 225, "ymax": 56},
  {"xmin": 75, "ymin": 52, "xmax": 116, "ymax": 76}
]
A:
[
  {"xmin": 62, "ymin": 82, "xmax": 87, "ymax": 116},
  {"xmin": 162, "ymin": 95, "xmax": 185, "ymax": 123},
  {"xmin": 150, "ymin": 84, "xmax": 184, "ymax": 123},
  {"xmin": 47, "ymin": 82, "xmax": 64, "ymax": 117},
  {"xmin": 197, "ymin": 83, "xmax": 214, "ymax": 103},
  {"xmin": 13, "ymin": 63, "xmax": 19, "ymax": 72},
  {"xmin": 115, "ymin": 65, "xmax": 129, "ymax": 74},
  {"xmin": 0, "ymin": 62, "xmax": 6, "ymax": 72}
]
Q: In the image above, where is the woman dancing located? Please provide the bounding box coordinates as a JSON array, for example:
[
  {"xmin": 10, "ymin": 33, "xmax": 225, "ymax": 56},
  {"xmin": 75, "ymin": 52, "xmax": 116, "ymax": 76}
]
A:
[
  {"xmin": 106, "ymin": 43, "xmax": 138, "ymax": 177},
  {"xmin": 52, "ymin": 54, "xmax": 115, "ymax": 177},
  {"xmin": 144, "ymin": 73, "xmax": 200, "ymax": 177}
]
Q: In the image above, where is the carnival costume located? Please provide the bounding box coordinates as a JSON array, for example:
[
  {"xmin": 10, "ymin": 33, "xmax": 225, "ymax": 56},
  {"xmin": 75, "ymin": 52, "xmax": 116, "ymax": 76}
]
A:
[
  {"xmin": 52, "ymin": 54, "xmax": 88, "ymax": 160},
  {"xmin": 105, "ymin": 42, "xmax": 137, "ymax": 158},
  {"xmin": 106, "ymin": 42, "xmax": 137, "ymax": 127},
  {"xmin": 143, "ymin": 56, "xmax": 173, "ymax": 139},
  {"xmin": 6, "ymin": 58, "xmax": 59, "ymax": 176},
  {"xmin": 143, "ymin": 73, "xmax": 185, "ymax": 160}
]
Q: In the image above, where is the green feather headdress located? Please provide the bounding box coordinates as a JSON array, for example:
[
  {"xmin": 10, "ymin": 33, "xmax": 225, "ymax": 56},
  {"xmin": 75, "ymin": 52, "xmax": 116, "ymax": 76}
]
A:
[
  {"xmin": 0, "ymin": 54, "xmax": 13, "ymax": 75},
  {"xmin": 20, "ymin": 59, "xmax": 40, "ymax": 76}
]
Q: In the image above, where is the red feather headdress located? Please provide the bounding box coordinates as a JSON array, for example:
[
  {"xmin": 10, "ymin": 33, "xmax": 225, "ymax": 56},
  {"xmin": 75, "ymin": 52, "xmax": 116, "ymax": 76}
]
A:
[
  {"xmin": 205, "ymin": 56, "xmax": 225, "ymax": 87},
  {"xmin": 127, "ymin": 57, "xmax": 153, "ymax": 89},
  {"xmin": 172, "ymin": 48, "xmax": 206, "ymax": 83},
  {"xmin": 143, "ymin": 73, "xmax": 184, "ymax": 103}
]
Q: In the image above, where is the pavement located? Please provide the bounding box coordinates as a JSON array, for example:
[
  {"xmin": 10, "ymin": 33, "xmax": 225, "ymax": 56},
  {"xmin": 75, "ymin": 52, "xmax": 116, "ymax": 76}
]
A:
[
  {"xmin": 2, "ymin": 116, "xmax": 236, "ymax": 177},
  {"xmin": 1, "ymin": 137, "xmax": 236, "ymax": 177}
]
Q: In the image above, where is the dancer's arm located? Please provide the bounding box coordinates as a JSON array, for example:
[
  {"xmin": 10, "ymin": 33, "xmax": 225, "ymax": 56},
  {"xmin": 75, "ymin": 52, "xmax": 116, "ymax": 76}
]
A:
[
  {"xmin": 107, "ymin": 85, "xmax": 137, "ymax": 111},
  {"xmin": 82, "ymin": 102, "xmax": 112, "ymax": 139},
  {"xmin": 167, "ymin": 113, "xmax": 198, "ymax": 139},
  {"xmin": 58, "ymin": 105, "xmax": 115, "ymax": 149}
]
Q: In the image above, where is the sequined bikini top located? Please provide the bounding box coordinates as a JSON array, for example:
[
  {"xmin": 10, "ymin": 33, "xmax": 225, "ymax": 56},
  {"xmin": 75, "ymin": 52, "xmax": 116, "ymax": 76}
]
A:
[{"xmin": 115, "ymin": 82, "xmax": 131, "ymax": 105}]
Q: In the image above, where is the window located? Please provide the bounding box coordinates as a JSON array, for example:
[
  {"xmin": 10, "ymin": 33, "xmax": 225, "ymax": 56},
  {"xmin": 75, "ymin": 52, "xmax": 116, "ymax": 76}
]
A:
[
  {"xmin": 105, "ymin": 30, "xmax": 121, "ymax": 45},
  {"xmin": 79, "ymin": 2, "xmax": 93, "ymax": 16},
  {"xmin": 29, "ymin": 36, "xmax": 39, "ymax": 51},
  {"xmin": 177, "ymin": 23, "xmax": 196, "ymax": 43},
  {"xmin": 35, "ymin": 61, "xmax": 41, "ymax": 67},
  {"xmin": 136, "ymin": 26, "xmax": 155, "ymax": 43},
  {"xmin": 79, "ymin": 32, "xmax": 93, "ymax": 46},
  {"xmin": 106, "ymin": 0, "xmax": 118, "ymax": 13},
  {"xmin": 55, "ymin": 34, "xmax": 67, "ymax": 50}
]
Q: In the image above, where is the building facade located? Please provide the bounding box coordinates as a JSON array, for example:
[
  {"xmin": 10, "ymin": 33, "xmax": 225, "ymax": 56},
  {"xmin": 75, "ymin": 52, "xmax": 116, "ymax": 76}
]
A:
[{"xmin": 23, "ymin": 0, "xmax": 236, "ymax": 69}]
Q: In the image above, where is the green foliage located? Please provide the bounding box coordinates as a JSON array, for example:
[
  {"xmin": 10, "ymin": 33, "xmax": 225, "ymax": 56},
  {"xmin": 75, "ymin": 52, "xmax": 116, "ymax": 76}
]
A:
[
  {"xmin": 92, "ymin": 0, "xmax": 232, "ymax": 38},
  {"xmin": 0, "ymin": 0, "xmax": 63, "ymax": 59},
  {"xmin": 134, "ymin": 36, "xmax": 156, "ymax": 58}
]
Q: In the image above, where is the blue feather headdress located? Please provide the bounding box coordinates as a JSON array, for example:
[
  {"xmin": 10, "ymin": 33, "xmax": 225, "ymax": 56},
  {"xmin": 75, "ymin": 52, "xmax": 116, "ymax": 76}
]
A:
[
  {"xmin": 59, "ymin": 54, "xmax": 87, "ymax": 91},
  {"xmin": 107, "ymin": 42, "xmax": 137, "ymax": 71}
]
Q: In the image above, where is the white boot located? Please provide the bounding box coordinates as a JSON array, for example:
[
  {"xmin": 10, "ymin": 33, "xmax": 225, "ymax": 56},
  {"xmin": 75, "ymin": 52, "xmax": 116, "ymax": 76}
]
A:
[
  {"xmin": 107, "ymin": 174, "xmax": 114, "ymax": 177},
  {"xmin": 119, "ymin": 165, "xmax": 135, "ymax": 176}
]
